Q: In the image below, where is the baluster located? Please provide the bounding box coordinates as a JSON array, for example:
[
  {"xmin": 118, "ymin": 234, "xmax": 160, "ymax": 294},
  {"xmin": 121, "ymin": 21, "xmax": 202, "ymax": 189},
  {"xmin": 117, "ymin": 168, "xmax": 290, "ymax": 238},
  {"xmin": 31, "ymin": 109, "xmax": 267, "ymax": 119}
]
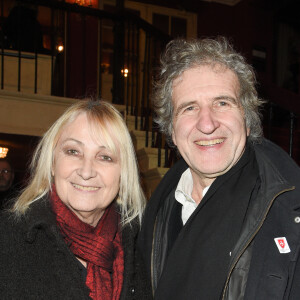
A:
[
  {"xmin": 1, "ymin": 0, "xmax": 4, "ymax": 90},
  {"xmin": 289, "ymin": 112, "xmax": 295, "ymax": 157},
  {"xmin": 98, "ymin": 18, "xmax": 103, "ymax": 99}
]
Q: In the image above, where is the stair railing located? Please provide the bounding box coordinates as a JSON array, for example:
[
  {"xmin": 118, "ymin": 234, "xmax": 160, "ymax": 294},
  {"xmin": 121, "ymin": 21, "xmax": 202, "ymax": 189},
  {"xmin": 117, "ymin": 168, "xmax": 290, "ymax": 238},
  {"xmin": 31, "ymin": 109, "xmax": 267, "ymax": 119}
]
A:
[{"xmin": 0, "ymin": 0, "xmax": 299, "ymax": 166}]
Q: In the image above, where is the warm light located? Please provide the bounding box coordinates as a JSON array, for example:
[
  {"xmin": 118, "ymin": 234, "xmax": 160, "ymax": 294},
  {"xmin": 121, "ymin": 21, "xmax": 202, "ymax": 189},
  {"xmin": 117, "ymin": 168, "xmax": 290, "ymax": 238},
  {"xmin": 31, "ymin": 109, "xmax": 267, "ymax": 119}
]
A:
[
  {"xmin": 56, "ymin": 37, "xmax": 64, "ymax": 53},
  {"xmin": 121, "ymin": 68, "xmax": 129, "ymax": 78},
  {"xmin": 66, "ymin": 0, "xmax": 98, "ymax": 8},
  {"xmin": 57, "ymin": 44, "xmax": 64, "ymax": 52},
  {"xmin": 101, "ymin": 63, "xmax": 110, "ymax": 74},
  {"xmin": 74, "ymin": 0, "xmax": 93, "ymax": 6},
  {"xmin": 0, "ymin": 147, "xmax": 8, "ymax": 158}
]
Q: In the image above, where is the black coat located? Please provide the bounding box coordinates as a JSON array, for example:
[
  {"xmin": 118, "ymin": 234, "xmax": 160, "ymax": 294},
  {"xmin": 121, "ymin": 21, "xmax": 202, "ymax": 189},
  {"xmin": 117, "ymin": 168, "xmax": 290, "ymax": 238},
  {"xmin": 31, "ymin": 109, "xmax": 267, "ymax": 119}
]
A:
[
  {"xmin": 0, "ymin": 198, "xmax": 152, "ymax": 300},
  {"xmin": 138, "ymin": 139, "xmax": 300, "ymax": 300}
]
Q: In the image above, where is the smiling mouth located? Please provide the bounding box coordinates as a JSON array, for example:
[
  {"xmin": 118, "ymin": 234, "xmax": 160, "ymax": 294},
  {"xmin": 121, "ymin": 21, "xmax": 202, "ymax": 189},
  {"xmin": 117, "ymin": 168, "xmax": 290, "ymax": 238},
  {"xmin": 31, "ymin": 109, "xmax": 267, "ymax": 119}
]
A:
[
  {"xmin": 195, "ymin": 138, "xmax": 225, "ymax": 146},
  {"xmin": 72, "ymin": 183, "xmax": 99, "ymax": 191}
]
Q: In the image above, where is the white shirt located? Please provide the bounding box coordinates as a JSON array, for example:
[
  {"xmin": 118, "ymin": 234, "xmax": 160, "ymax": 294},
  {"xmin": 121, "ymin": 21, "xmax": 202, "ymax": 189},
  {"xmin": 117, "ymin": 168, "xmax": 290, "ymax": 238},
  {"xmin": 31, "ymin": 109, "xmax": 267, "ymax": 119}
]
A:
[{"xmin": 175, "ymin": 168, "xmax": 210, "ymax": 225}]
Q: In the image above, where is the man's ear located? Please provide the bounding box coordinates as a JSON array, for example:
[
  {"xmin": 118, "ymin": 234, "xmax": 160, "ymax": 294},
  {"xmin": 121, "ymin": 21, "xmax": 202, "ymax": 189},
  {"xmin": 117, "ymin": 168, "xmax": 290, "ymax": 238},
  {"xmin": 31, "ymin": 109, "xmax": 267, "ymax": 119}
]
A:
[
  {"xmin": 172, "ymin": 129, "xmax": 177, "ymax": 146},
  {"xmin": 247, "ymin": 127, "xmax": 250, "ymax": 137}
]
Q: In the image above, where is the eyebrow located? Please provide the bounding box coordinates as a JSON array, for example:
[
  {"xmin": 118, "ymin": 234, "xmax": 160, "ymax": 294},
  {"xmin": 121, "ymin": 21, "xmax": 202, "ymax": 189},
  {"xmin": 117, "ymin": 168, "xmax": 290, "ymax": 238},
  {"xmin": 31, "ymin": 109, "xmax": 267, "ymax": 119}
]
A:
[
  {"xmin": 174, "ymin": 100, "xmax": 197, "ymax": 118},
  {"xmin": 174, "ymin": 95, "xmax": 239, "ymax": 117},
  {"xmin": 214, "ymin": 95, "xmax": 238, "ymax": 105},
  {"xmin": 60, "ymin": 138, "xmax": 108, "ymax": 149},
  {"xmin": 60, "ymin": 138, "xmax": 83, "ymax": 146}
]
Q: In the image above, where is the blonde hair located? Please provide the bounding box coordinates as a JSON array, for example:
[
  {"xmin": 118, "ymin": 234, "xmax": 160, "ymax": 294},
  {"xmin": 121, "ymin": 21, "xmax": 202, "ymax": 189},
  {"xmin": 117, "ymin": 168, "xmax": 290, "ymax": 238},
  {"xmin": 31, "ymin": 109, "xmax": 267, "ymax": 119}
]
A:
[{"xmin": 13, "ymin": 100, "xmax": 146, "ymax": 225}]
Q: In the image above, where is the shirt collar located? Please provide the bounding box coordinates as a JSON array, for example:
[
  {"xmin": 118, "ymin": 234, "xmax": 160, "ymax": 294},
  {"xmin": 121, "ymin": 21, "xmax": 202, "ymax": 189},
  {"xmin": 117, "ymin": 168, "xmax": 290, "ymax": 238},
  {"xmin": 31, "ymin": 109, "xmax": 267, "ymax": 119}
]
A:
[{"xmin": 175, "ymin": 168, "xmax": 210, "ymax": 205}]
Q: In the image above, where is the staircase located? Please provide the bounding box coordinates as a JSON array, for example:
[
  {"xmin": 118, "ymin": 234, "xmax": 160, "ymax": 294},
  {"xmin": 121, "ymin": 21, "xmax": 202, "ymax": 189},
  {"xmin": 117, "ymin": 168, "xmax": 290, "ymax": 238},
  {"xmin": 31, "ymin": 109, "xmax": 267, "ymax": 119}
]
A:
[
  {"xmin": 125, "ymin": 113, "xmax": 169, "ymax": 199},
  {"xmin": 0, "ymin": 0, "xmax": 299, "ymax": 198}
]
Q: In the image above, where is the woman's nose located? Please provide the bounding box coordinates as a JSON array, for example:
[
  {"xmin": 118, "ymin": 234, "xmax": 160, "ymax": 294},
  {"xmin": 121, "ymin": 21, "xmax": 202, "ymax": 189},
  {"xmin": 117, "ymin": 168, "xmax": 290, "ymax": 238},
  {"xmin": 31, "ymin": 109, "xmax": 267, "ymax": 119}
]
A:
[{"xmin": 77, "ymin": 158, "xmax": 97, "ymax": 180}]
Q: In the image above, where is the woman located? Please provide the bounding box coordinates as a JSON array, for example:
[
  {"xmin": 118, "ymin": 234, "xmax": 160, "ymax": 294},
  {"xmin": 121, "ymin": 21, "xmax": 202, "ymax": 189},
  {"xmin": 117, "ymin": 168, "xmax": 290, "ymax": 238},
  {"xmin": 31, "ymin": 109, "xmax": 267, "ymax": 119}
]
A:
[{"xmin": 0, "ymin": 100, "xmax": 152, "ymax": 299}]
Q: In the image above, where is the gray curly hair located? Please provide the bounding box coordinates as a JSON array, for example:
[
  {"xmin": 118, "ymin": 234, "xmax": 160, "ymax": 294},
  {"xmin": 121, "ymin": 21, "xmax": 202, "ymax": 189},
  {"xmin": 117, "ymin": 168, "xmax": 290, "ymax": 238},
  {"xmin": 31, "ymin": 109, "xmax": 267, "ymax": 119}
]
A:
[{"xmin": 153, "ymin": 37, "xmax": 264, "ymax": 145}]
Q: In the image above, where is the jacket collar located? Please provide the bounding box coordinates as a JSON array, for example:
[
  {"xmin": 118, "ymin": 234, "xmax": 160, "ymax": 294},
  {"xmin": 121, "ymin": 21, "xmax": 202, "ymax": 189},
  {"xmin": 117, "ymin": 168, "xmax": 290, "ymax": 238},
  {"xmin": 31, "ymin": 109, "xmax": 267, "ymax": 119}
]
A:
[
  {"xmin": 254, "ymin": 139, "xmax": 299, "ymax": 210},
  {"xmin": 229, "ymin": 139, "xmax": 297, "ymax": 264},
  {"xmin": 23, "ymin": 196, "xmax": 58, "ymax": 243}
]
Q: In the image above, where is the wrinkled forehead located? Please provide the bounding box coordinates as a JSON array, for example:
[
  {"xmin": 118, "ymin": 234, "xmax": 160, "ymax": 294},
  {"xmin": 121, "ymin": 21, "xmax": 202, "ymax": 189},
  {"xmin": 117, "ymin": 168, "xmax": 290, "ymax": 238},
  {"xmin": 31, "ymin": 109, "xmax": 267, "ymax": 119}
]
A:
[
  {"xmin": 174, "ymin": 63, "xmax": 239, "ymax": 83},
  {"xmin": 88, "ymin": 116, "xmax": 120, "ymax": 154},
  {"xmin": 172, "ymin": 64, "xmax": 240, "ymax": 94},
  {"xmin": 62, "ymin": 111, "xmax": 120, "ymax": 154}
]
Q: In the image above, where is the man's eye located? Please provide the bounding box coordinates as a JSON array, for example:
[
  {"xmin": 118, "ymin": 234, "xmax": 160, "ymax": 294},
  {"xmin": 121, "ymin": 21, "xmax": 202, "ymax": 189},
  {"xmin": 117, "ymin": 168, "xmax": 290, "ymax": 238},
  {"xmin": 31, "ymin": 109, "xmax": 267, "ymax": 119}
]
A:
[
  {"xmin": 213, "ymin": 100, "xmax": 233, "ymax": 111},
  {"xmin": 185, "ymin": 106, "xmax": 194, "ymax": 111},
  {"xmin": 215, "ymin": 100, "xmax": 231, "ymax": 107}
]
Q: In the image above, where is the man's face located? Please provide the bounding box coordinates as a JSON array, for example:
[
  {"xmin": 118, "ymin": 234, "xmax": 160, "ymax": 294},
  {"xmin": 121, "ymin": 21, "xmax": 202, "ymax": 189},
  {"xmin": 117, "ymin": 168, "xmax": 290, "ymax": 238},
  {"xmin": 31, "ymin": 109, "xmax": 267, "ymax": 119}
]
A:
[
  {"xmin": 172, "ymin": 65, "xmax": 249, "ymax": 186},
  {"xmin": 0, "ymin": 161, "xmax": 14, "ymax": 191}
]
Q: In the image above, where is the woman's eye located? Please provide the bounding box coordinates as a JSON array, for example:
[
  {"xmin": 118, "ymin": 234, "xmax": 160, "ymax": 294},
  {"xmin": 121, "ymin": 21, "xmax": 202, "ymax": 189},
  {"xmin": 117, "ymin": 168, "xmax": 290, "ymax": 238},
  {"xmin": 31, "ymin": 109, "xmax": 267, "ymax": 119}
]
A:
[
  {"xmin": 66, "ymin": 149, "xmax": 79, "ymax": 156},
  {"xmin": 101, "ymin": 155, "xmax": 112, "ymax": 161}
]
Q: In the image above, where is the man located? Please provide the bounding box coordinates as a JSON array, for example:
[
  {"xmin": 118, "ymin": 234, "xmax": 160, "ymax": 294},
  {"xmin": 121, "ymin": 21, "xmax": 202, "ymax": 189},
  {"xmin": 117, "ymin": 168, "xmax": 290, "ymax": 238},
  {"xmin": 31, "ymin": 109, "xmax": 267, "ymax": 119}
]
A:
[
  {"xmin": 0, "ymin": 158, "xmax": 15, "ymax": 209},
  {"xmin": 138, "ymin": 37, "xmax": 300, "ymax": 299}
]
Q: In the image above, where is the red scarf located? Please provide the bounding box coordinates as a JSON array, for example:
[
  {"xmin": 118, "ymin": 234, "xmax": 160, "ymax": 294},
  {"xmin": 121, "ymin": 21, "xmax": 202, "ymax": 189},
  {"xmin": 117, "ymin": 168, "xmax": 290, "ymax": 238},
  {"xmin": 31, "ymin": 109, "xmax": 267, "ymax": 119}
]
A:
[{"xmin": 51, "ymin": 187, "xmax": 124, "ymax": 300}]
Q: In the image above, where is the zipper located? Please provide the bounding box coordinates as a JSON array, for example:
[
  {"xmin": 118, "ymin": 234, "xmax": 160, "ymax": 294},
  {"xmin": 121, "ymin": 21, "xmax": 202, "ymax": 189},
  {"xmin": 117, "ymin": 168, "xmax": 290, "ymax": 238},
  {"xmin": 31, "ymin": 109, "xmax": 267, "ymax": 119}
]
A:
[
  {"xmin": 221, "ymin": 186, "xmax": 295, "ymax": 300},
  {"xmin": 151, "ymin": 216, "xmax": 158, "ymax": 297}
]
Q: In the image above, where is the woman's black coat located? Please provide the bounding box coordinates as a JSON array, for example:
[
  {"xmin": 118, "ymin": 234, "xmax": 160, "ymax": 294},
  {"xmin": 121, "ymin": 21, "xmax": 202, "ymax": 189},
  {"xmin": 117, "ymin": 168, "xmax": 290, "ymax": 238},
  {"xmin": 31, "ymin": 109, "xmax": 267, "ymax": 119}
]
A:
[{"xmin": 0, "ymin": 198, "xmax": 152, "ymax": 300}]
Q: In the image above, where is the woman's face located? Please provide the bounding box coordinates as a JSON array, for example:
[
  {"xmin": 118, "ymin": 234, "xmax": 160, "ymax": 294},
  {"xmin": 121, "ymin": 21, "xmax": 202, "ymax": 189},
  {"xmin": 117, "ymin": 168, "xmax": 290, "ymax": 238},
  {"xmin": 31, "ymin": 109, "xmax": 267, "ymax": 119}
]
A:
[{"xmin": 52, "ymin": 113, "xmax": 121, "ymax": 227}]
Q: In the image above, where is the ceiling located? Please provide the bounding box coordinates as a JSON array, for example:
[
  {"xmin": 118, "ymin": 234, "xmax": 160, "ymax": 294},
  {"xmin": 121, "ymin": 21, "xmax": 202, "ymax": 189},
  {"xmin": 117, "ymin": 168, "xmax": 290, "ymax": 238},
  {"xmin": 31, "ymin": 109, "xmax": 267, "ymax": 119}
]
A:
[
  {"xmin": 150, "ymin": 0, "xmax": 300, "ymax": 30},
  {"xmin": 200, "ymin": 0, "xmax": 241, "ymax": 5}
]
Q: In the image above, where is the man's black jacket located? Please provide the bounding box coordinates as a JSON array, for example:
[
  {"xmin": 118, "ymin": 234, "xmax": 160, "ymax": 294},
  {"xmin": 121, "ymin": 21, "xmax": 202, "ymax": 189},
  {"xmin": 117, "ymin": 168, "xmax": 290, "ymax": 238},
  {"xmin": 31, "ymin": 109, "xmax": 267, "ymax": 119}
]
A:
[{"xmin": 138, "ymin": 139, "xmax": 300, "ymax": 300}]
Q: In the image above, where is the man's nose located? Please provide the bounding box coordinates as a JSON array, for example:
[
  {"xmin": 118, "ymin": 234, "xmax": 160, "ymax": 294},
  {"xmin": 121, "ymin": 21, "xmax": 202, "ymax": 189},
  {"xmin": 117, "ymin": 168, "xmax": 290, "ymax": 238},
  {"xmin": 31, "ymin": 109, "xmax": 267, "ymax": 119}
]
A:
[{"xmin": 195, "ymin": 107, "xmax": 220, "ymax": 134}]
